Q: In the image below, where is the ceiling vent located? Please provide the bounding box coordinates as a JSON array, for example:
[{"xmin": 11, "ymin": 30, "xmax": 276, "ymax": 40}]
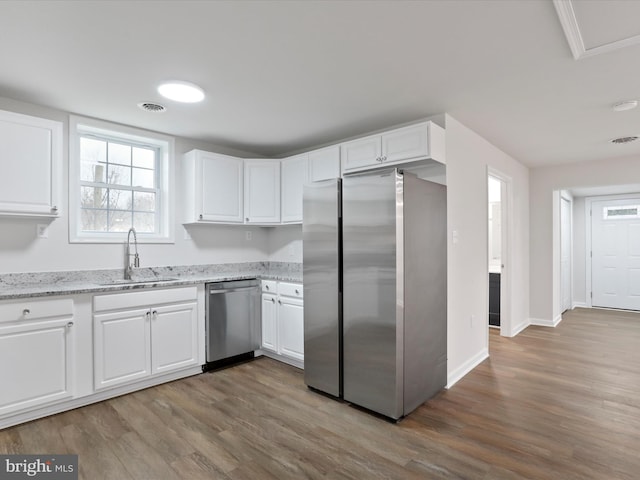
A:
[
  {"xmin": 610, "ymin": 136, "xmax": 638, "ymax": 144},
  {"xmin": 137, "ymin": 102, "xmax": 166, "ymax": 113}
]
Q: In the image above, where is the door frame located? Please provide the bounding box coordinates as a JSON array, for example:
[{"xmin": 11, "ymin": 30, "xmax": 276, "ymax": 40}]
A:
[
  {"xmin": 487, "ymin": 167, "xmax": 512, "ymax": 338},
  {"xmin": 560, "ymin": 193, "xmax": 573, "ymax": 313},
  {"xmin": 585, "ymin": 193, "xmax": 640, "ymax": 309}
]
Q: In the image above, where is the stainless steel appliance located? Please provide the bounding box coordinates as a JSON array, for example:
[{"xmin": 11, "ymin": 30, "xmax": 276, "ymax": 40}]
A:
[
  {"xmin": 206, "ymin": 279, "xmax": 261, "ymax": 364},
  {"xmin": 303, "ymin": 168, "xmax": 447, "ymax": 420}
]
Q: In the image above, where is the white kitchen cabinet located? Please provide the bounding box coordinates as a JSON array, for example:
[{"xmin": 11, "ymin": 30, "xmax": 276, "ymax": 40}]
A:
[
  {"xmin": 261, "ymin": 292, "xmax": 277, "ymax": 352},
  {"xmin": 280, "ymin": 153, "xmax": 308, "ymax": 223},
  {"xmin": 0, "ymin": 109, "xmax": 62, "ymax": 217},
  {"xmin": 0, "ymin": 297, "xmax": 74, "ymax": 416},
  {"xmin": 93, "ymin": 287, "xmax": 199, "ymax": 390},
  {"xmin": 244, "ymin": 159, "xmax": 281, "ymax": 224},
  {"xmin": 260, "ymin": 281, "xmax": 304, "ymax": 366},
  {"xmin": 183, "ymin": 150, "xmax": 244, "ymax": 223},
  {"xmin": 308, "ymin": 145, "xmax": 341, "ymax": 182},
  {"xmin": 341, "ymin": 121, "xmax": 445, "ymax": 174}
]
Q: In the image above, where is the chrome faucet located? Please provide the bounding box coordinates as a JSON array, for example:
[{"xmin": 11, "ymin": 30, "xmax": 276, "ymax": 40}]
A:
[{"xmin": 125, "ymin": 227, "xmax": 140, "ymax": 280}]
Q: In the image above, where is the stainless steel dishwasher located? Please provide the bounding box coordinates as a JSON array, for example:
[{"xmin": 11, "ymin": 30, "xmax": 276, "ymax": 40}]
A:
[{"xmin": 205, "ymin": 279, "xmax": 261, "ymax": 366}]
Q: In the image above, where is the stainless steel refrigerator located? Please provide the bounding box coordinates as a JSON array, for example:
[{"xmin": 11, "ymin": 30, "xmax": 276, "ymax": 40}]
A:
[{"xmin": 303, "ymin": 168, "xmax": 447, "ymax": 420}]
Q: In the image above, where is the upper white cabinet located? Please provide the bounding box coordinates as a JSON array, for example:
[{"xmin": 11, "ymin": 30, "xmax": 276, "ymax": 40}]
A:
[
  {"xmin": 183, "ymin": 150, "xmax": 244, "ymax": 223},
  {"xmin": 281, "ymin": 153, "xmax": 309, "ymax": 223},
  {"xmin": 341, "ymin": 121, "xmax": 445, "ymax": 174},
  {"xmin": 244, "ymin": 159, "xmax": 281, "ymax": 224},
  {"xmin": 308, "ymin": 145, "xmax": 341, "ymax": 182},
  {"xmin": 0, "ymin": 109, "xmax": 62, "ymax": 217}
]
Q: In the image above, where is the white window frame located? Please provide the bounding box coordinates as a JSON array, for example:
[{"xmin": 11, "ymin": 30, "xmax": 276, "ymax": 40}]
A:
[{"xmin": 69, "ymin": 115, "xmax": 175, "ymax": 243}]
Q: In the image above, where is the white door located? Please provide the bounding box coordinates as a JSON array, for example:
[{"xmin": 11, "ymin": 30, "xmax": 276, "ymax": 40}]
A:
[
  {"xmin": 200, "ymin": 152, "xmax": 244, "ymax": 223},
  {"xmin": 308, "ymin": 145, "xmax": 340, "ymax": 182},
  {"xmin": 592, "ymin": 198, "xmax": 640, "ymax": 310},
  {"xmin": 261, "ymin": 293, "xmax": 277, "ymax": 352},
  {"xmin": 561, "ymin": 196, "xmax": 572, "ymax": 312},
  {"xmin": 280, "ymin": 153, "xmax": 308, "ymax": 223},
  {"xmin": 151, "ymin": 302, "xmax": 199, "ymax": 375},
  {"xmin": 244, "ymin": 160, "xmax": 281, "ymax": 223},
  {"xmin": 94, "ymin": 308, "xmax": 151, "ymax": 390},
  {"xmin": 277, "ymin": 296, "xmax": 304, "ymax": 362}
]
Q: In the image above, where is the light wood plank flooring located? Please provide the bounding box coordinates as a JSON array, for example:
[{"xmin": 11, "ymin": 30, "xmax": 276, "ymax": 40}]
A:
[{"xmin": 2, "ymin": 307, "xmax": 640, "ymax": 479}]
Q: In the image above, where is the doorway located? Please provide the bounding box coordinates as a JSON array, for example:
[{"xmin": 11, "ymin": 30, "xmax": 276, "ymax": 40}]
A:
[
  {"xmin": 487, "ymin": 168, "xmax": 511, "ymax": 338},
  {"xmin": 560, "ymin": 194, "xmax": 572, "ymax": 313}
]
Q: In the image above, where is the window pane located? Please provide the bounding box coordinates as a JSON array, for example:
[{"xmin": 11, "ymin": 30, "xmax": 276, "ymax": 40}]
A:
[
  {"xmin": 132, "ymin": 167, "xmax": 155, "ymax": 189},
  {"xmin": 133, "ymin": 191, "xmax": 156, "ymax": 212},
  {"xmin": 134, "ymin": 212, "xmax": 155, "ymax": 233},
  {"xmin": 108, "ymin": 142, "xmax": 131, "ymax": 166},
  {"xmin": 81, "ymin": 186, "xmax": 107, "ymax": 209},
  {"xmin": 133, "ymin": 147, "xmax": 155, "ymax": 169},
  {"xmin": 81, "ymin": 138, "xmax": 107, "ymax": 183},
  {"xmin": 81, "ymin": 209, "xmax": 108, "ymax": 232},
  {"xmin": 81, "ymin": 137, "xmax": 106, "ymax": 163},
  {"xmin": 109, "ymin": 189, "xmax": 132, "ymax": 210},
  {"xmin": 108, "ymin": 164, "xmax": 131, "ymax": 186},
  {"xmin": 109, "ymin": 210, "xmax": 132, "ymax": 232}
]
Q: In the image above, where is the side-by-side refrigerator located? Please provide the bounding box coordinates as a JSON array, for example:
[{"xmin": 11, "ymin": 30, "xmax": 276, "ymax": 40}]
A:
[{"xmin": 303, "ymin": 168, "xmax": 447, "ymax": 420}]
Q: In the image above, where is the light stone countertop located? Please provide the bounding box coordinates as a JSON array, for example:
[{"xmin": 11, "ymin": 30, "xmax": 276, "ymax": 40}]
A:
[{"xmin": 0, "ymin": 262, "xmax": 302, "ymax": 301}]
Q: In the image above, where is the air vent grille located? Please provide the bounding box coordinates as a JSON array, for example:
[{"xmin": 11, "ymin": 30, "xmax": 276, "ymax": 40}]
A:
[
  {"xmin": 611, "ymin": 136, "xmax": 638, "ymax": 144},
  {"xmin": 137, "ymin": 102, "xmax": 166, "ymax": 113}
]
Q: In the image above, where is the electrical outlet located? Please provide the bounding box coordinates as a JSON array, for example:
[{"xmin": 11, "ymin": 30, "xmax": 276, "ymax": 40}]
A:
[
  {"xmin": 36, "ymin": 224, "xmax": 49, "ymax": 239},
  {"xmin": 245, "ymin": 231, "xmax": 252, "ymax": 241}
]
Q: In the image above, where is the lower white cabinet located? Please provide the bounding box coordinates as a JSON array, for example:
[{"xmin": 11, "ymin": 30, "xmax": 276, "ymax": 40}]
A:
[
  {"xmin": 0, "ymin": 297, "xmax": 75, "ymax": 416},
  {"xmin": 261, "ymin": 281, "xmax": 304, "ymax": 364},
  {"xmin": 93, "ymin": 287, "xmax": 199, "ymax": 390}
]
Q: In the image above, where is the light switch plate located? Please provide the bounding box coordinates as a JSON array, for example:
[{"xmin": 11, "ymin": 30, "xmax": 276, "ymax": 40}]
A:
[{"xmin": 36, "ymin": 224, "xmax": 49, "ymax": 239}]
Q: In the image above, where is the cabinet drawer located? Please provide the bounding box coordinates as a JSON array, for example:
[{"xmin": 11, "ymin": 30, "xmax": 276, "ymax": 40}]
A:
[
  {"xmin": 0, "ymin": 297, "xmax": 73, "ymax": 324},
  {"xmin": 278, "ymin": 282, "xmax": 303, "ymax": 299},
  {"xmin": 262, "ymin": 280, "xmax": 277, "ymax": 294},
  {"xmin": 94, "ymin": 286, "xmax": 197, "ymax": 312}
]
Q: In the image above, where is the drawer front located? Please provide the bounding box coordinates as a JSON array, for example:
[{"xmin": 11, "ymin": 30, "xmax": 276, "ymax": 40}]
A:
[
  {"xmin": 262, "ymin": 280, "xmax": 277, "ymax": 294},
  {"xmin": 0, "ymin": 297, "xmax": 73, "ymax": 325},
  {"xmin": 278, "ymin": 282, "xmax": 303, "ymax": 299},
  {"xmin": 94, "ymin": 286, "xmax": 197, "ymax": 312}
]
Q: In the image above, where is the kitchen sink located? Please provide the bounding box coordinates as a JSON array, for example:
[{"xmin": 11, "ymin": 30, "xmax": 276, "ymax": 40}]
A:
[{"xmin": 99, "ymin": 277, "xmax": 179, "ymax": 286}]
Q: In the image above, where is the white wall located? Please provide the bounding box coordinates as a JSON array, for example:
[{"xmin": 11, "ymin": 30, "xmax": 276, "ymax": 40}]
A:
[
  {"xmin": 267, "ymin": 224, "xmax": 303, "ymax": 262},
  {"xmin": 530, "ymin": 155, "xmax": 640, "ymax": 322},
  {"xmin": 0, "ymin": 96, "xmax": 274, "ymax": 273},
  {"xmin": 444, "ymin": 115, "xmax": 530, "ymax": 386}
]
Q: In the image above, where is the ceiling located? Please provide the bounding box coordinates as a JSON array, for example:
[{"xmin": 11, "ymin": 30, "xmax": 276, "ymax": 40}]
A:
[{"xmin": 1, "ymin": 0, "xmax": 639, "ymax": 167}]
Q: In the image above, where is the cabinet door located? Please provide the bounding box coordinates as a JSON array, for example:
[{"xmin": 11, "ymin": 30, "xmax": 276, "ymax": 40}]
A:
[
  {"xmin": 340, "ymin": 135, "xmax": 381, "ymax": 173},
  {"xmin": 261, "ymin": 293, "xmax": 277, "ymax": 352},
  {"xmin": 244, "ymin": 160, "xmax": 281, "ymax": 223},
  {"xmin": 0, "ymin": 319, "xmax": 73, "ymax": 415},
  {"xmin": 281, "ymin": 154, "xmax": 308, "ymax": 223},
  {"xmin": 381, "ymin": 123, "xmax": 428, "ymax": 164},
  {"xmin": 200, "ymin": 151, "xmax": 244, "ymax": 223},
  {"xmin": 0, "ymin": 109, "xmax": 62, "ymax": 217},
  {"xmin": 94, "ymin": 308, "xmax": 151, "ymax": 390},
  {"xmin": 151, "ymin": 302, "xmax": 199, "ymax": 375},
  {"xmin": 308, "ymin": 145, "xmax": 340, "ymax": 182},
  {"xmin": 278, "ymin": 296, "xmax": 304, "ymax": 362}
]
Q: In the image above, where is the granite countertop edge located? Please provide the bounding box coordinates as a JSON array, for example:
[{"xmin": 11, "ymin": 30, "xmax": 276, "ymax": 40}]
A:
[{"xmin": 0, "ymin": 263, "xmax": 303, "ymax": 301}]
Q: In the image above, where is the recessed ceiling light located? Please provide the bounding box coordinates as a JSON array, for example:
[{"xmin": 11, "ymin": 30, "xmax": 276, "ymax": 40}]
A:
[
  {"xmin": 610, "ymin": 136, "xmax": 638, "ymax": 144},
  {"xmin": 612, "ymin": 100, "xmax": 638, "ymax": 112},
  {"xmin": 157, "ymin": 81, "xmax": 205, "ymax": 103}
]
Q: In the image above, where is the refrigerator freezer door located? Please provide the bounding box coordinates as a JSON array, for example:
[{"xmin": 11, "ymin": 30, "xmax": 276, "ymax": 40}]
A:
[
  {"xmin": 342, "ymin": 169, "xmax": 403, "ymax": 419},
  {"xmin": 303, "ymin": 179, "xmax": 342, "ymax": 397}
]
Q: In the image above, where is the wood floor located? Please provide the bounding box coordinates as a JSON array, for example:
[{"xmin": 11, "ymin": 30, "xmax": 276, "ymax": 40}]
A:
[{"xmin": 2, "ymin": 307, "xmax": 640, "ymax": 479}]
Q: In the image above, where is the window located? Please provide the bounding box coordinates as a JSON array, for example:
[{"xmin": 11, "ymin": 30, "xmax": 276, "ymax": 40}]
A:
[
  {"xmin": 70, "ymin": 116, "xmax": 174, "ymax": 243},
  {"xmin": 603, "ymin": 205, "xmax": 640, "ymax": 220}
]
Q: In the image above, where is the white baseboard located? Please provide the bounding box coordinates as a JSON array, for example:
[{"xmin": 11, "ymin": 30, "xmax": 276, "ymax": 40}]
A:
[
  {"xmin": 446, "ymin": 348, "xmax": 488, "ymax": 389},
  {"xmin": 529, "ymin": 315, "xmax": 563, "ymax": 327},
  {"xmin": 257, "ymin": 350, "xmax": 304, "ymax": 370},
  {"xmin": 509, "ymin": 319, "xmax": 530, "ymax": 337},
  {"xmin": 572, "ymin": 302, "xmax": 588, "ymax": 309}
]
